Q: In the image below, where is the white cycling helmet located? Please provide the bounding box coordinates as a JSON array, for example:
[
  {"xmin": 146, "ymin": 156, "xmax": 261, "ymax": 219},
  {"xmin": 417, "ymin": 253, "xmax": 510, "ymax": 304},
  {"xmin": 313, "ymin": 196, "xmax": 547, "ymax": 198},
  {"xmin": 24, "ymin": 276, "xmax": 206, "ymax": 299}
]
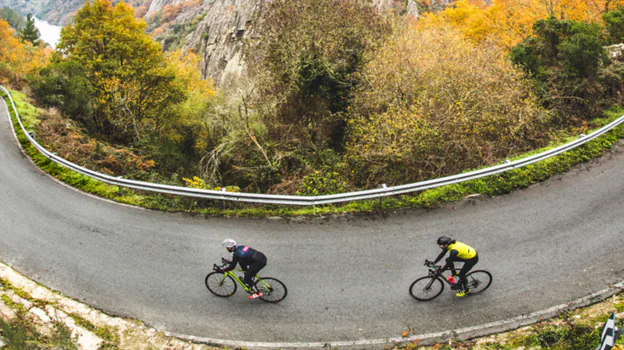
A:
[{"xmin": 222, "ymin": 239, "xmax": 236, "ymax": 248}]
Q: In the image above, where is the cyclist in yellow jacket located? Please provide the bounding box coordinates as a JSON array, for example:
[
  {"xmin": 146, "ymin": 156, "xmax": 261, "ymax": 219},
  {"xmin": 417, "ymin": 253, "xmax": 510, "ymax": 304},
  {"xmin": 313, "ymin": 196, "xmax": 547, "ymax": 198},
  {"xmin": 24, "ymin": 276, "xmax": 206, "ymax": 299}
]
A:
[{"xmin": 432, "ymin": 236, "xmax": 478, "ymax": 297}]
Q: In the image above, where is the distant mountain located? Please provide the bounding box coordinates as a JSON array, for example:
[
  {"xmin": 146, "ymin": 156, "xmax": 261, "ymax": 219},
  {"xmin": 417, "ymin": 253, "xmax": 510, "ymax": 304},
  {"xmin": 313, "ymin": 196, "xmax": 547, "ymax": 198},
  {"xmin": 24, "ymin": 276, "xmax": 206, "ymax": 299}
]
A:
[{"xmin": 0, "ymin": 0, "xmax": 85, "ymax": 25}]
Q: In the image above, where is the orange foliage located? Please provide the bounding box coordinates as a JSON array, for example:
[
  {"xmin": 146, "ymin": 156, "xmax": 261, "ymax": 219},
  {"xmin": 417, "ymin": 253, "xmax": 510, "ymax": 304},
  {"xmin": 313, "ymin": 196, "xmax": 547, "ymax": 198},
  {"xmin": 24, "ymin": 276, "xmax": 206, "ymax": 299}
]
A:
[
  {"xmin": 0, "ymin": 20, "xmax": 50, "ymax": 85},
  {"xmin": 161, "ymin": 3, "xmax": 184, "ymax": 23},
  {"xmin": 135, "ymin": 5, "xmax": 149, "ymax": 18},
  {"xmin": 167, "ymin": 50, "xmax": 215, "ymax": 96},
  {"xmin": 158, "ymin": 0, "xmax": 201, "ymax": 23},
  {"xmin": 416, "ymin": 0, "xmax": 624, "ymax": 49},
  {"xmin": 149, "ymin": 0, "xmax": 202, "ymax": 36}
]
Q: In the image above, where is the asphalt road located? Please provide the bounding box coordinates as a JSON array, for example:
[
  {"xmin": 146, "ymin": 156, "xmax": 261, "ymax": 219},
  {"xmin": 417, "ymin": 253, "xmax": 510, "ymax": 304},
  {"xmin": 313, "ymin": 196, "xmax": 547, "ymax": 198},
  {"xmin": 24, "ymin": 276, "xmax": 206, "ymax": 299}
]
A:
[{"xmin": 1, "ymin": 99, "xmax": 624, "ymax": 344}]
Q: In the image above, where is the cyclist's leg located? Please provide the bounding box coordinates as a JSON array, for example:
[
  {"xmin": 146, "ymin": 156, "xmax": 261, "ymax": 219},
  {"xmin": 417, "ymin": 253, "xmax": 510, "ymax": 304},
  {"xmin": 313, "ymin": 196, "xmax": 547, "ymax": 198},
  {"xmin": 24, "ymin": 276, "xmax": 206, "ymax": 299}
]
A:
[
  {"xmin": 244, "ymin": 257, "xmax": 267, "ymax": 292},
  {"xmin": 458, "ymin": 255, "xmax": 479, "ymax": 290},
  {"xmin": 444, "ymin": 260, "xmax": 458, "ymax": 278}
]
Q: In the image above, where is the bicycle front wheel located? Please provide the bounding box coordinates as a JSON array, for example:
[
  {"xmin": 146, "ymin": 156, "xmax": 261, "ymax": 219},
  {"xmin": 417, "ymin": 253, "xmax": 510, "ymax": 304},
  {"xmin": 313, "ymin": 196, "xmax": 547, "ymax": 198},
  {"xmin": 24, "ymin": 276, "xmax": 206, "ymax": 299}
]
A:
[
  {"xmin": 465, "ymin": 270, "xmax": 492, "ymax": 294},
  {"xmin": 255, "ymin": 277, "xmax": 287, "ymax": 303},
  {"xmin": 409, "ymin": 276, "xmax": 444, "ymax": 301},
  {"xmin": 205, "ymin": 272, "xmax": 237, "ymax": 297}
]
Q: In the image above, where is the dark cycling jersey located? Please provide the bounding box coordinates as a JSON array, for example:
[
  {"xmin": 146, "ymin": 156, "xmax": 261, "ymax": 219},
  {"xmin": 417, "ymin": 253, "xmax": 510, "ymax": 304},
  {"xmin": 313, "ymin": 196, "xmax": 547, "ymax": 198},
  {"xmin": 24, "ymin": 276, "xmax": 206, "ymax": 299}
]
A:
[{"xmin": 223, "ymin": 245, "xmax": 265, "ymax": 272}]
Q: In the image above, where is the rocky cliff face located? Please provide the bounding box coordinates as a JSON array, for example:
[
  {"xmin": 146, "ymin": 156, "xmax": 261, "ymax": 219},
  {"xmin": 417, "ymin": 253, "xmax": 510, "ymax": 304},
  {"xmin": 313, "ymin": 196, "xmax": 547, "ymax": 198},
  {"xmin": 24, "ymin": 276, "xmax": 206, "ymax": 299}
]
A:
[
  {"xmin": 145, "ymin": 0, "xmax": 183, "ymax": 17},
  {"xmin": 150, "ymin": 0, "xmax": 420, "ymax": 86},
  {"xmin": 167, "ymin": 0, "xmax": 264, "ymax": 87}
]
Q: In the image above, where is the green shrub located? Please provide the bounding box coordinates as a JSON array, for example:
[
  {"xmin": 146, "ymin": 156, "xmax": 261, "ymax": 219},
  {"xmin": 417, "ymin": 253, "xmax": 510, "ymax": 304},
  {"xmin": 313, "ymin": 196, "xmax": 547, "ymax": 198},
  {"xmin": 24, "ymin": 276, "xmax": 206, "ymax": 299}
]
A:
[
  {"xmin": 604, "ymin": 7, "xmax": 624, "ymax": 44},
  {"xmin": 245, "ymin": 0, "xmax": 393, "ymax": 154},
  {"xmin": 28, "ymin": 59, "xmax": 94, "ymax": 128},
  {"xmin": 299, "ymin": 171, "xmax": 347, "ymax": 195},
  {"xmin": 510, "ymin": 17, "xmax": 612, "ymax": 123}
]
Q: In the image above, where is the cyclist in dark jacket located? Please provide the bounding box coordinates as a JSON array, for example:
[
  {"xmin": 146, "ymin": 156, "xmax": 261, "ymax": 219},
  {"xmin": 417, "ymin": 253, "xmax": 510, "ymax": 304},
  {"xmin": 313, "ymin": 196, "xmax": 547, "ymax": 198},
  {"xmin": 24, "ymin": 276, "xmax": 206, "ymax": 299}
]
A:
[
  {"xmin": 220, "ymin": 239, "xmax": 267, "ymax": 299},
  {"xmin": 432, "ymin": 236, "xmax": 478, "ymax": 297}
]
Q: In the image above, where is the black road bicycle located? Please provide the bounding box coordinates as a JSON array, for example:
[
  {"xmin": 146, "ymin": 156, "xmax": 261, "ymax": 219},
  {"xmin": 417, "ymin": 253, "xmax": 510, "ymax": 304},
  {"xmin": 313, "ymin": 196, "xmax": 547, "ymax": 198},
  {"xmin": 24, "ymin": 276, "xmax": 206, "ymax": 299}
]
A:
[
  {"xmin": 205, "ymin": 258, "xmax": 288, "ymax": 303},
  {"xmin": 409, "ymin": 259, "xmax": 492, "ymax": 301}
]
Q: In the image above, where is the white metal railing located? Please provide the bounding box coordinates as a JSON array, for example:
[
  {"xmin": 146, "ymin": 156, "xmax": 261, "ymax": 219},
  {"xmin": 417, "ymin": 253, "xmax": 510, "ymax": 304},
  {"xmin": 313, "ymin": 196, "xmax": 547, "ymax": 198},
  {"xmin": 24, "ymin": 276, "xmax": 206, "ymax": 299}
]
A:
[{"xmin": 2, "ymin": 86, "xmax": 624, "ymax": 206}]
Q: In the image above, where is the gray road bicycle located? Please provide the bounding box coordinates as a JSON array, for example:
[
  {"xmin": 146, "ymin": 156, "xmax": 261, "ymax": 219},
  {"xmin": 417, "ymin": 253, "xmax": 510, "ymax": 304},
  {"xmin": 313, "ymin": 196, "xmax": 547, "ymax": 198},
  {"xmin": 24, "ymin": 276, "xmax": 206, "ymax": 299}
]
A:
[{"xmin": 409, "ymin": 259, "xmax": 492, "ymax": 301}]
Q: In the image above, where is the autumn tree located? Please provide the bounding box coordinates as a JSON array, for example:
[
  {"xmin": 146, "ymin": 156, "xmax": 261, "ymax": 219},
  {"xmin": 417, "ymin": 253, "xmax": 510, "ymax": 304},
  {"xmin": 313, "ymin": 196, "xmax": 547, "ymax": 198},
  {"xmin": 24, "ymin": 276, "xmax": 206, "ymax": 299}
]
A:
[
  {"xmin": 57, "ymin": 0, "xmax": 184, "ymax": 144},
  {"xmin": 347, "ymin": 26, "xmax": 550, "ymax": 187},
  {"xmin": 148, "ymin": 50, "xmax": 217, "ymax": 173},
  {"xmin": 0, "ymin": 19, "xmax": 49, "ymax": 85}
]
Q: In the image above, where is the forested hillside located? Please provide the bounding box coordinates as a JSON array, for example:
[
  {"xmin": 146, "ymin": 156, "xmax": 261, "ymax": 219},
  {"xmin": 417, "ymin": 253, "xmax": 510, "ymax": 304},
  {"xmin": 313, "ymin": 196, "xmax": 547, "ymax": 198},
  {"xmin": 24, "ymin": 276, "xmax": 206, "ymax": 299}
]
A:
[{"xmin": 3, "ymin": 0, "xmax": 624, "ymax": 208}]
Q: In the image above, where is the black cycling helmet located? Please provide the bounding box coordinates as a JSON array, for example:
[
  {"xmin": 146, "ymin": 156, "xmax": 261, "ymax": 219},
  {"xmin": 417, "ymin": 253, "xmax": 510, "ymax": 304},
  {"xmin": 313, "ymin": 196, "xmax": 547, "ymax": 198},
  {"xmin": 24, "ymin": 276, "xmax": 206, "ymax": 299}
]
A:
[{"xmin": 437, "ymin": 236, "xmax": 453, "ymax": 246}]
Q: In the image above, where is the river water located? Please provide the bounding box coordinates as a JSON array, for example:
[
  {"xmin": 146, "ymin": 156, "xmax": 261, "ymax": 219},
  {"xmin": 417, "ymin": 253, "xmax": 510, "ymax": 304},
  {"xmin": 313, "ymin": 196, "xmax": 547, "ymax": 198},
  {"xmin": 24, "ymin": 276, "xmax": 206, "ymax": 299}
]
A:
[{"xmin": 33, "ymin": 17, "xmax": 62, "ymax": 48}]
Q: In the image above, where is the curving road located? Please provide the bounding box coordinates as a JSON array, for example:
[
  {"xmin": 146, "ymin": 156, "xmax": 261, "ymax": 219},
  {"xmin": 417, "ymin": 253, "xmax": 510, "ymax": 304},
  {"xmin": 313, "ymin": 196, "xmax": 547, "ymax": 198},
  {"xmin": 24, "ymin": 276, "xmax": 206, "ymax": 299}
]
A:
[{"xmin": 1, "ymin": 99, "xmax": 624, "ymax": 345}]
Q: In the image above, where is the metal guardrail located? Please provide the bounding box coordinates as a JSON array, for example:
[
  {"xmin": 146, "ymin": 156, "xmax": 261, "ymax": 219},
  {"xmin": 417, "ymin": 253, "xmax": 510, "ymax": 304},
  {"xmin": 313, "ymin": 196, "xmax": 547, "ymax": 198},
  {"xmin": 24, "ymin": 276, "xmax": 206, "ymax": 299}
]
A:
[{"xmin": 3, "ymin": 86, "xmax": 624, "ymax": 206}]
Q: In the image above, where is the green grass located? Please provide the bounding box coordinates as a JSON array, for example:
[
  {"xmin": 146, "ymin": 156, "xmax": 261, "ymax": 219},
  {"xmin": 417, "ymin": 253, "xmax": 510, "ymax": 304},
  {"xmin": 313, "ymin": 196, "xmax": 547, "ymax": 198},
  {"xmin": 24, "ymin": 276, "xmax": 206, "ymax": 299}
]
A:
[
  {"xmin": 0, "ymin": 289, "xmax": 77, "ymax": 350},
  {"xmin": 3, "ymin": 88, "xmax": 624, "ymax": 218}
]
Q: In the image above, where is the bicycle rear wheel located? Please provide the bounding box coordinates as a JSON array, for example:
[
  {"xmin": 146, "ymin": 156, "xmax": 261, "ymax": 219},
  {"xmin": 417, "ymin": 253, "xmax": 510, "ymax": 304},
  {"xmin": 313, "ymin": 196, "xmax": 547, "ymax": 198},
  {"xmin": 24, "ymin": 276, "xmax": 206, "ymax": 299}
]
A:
[
  {"xmin": 255, "ymin": 277, "xmax": 287, "ymax": 303},
  {"xmin": 205, "ymin": 272, "xmax": 237, "ymax": 297},
  {"xmin": 409, "ymin": 276, "xmax": 444, "ymax": 301},
  {"xmin": 465, "ymin": 270, "xmax": 492, "ymax": 294}
]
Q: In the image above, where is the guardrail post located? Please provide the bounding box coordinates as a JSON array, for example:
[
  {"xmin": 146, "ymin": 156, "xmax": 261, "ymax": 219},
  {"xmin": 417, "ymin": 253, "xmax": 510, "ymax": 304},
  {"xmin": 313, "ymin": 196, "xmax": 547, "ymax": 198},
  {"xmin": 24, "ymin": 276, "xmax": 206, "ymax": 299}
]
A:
[
  {"xmin": 378, "ymin": 184, "xmax": 387, "ymax": 208},
  {"xmin": 221, "ymin": 187, "xmax": 227, "ymax": 209},
  {"xmin": 117, "ymin": 176, "xmax": 124, "ymax": 196}
]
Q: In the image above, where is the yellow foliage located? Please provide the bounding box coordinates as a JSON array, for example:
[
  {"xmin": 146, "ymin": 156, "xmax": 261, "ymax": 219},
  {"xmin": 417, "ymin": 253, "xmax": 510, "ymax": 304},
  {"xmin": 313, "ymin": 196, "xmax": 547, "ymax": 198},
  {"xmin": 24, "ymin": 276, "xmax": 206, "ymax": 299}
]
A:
[
  {"xmin": 153, "ymin": 49, "xmax": 218, "ymax": 153},
  {"xmin": 347, "ymin": 26, "xmax": 550, "ymax": 186},
  {"xmin": 416, "ymin": 0, "xmax": 624, "ymax": 49},
  {"xmin": 0, "ymin": 19, "xmax": 50, "ymax": 85}
]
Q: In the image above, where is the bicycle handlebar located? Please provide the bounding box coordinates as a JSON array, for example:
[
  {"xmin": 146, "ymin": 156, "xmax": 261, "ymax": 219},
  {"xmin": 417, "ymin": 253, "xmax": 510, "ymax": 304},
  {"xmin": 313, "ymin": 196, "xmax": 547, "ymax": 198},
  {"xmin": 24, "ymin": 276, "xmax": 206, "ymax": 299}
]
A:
[
  {"xmin": 424, "ymin": 259, "xmax": 444, "ymax": 271},
  {"xmin": 213, "ymin": 258, "xmax": 233, "ymax": 272}
]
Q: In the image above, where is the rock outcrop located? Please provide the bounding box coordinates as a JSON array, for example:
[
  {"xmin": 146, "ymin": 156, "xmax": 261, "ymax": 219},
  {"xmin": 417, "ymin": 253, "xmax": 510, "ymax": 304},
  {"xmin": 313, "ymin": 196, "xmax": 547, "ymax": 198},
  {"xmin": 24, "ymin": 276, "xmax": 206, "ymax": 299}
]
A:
[
  {"xmin": 171, "ymin": 0, "xmax": 263, "ymax": 86},
  {"xmin": 145, "ymin": 0, "xmax": 184, "ymax": 17},
  {"xmin": 157, "ymin": 0, "xmax": 420, "ymax": 86}
]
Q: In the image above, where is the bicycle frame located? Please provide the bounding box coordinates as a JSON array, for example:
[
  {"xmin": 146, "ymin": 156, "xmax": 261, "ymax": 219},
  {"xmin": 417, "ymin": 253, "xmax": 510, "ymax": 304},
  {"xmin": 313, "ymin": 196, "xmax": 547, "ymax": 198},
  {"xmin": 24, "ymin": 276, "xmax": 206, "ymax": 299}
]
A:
[
  {"xmin": 220, "ymin": 267, "xmax": 272, "ymax": 292},
  {"xmin": 427, "ymin": 266, "xmax": 457, "ymax": 286}
]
